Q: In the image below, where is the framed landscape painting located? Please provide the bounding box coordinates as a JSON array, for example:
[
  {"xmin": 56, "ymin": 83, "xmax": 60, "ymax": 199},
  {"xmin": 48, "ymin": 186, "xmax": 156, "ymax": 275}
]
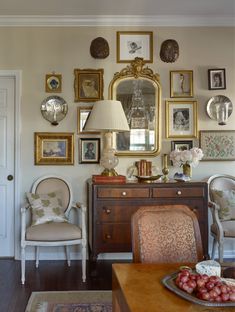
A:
[{"xmin": 199, "ymin": 130, "xmax": 235, "ymax": 161}]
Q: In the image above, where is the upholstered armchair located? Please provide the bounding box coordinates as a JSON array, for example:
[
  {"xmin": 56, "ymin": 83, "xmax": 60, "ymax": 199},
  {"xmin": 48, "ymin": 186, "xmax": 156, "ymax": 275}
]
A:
[
  {"xmin": 207, "ymin": 174, "xmax": 235, "ymax": 263},
  {"xmin": 131, "ymin": 205, "xmax": 203, "ymax": 263},
  {"xmin": 21, "ymin": 175, "xmax": 87, "ymax": 284}
]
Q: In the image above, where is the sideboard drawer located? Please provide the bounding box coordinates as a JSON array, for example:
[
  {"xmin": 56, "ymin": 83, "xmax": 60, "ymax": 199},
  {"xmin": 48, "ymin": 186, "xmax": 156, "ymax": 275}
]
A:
[
  {"xmin": 97, "ymin": 187, "xmax": 150, "ymax": 198},
  {"xmin": 152, "ymin": 187, "xmax": 204, "ymax": 198},
  {"xmin": 97, "ymin": 204, "xmax": 139, "ymax": 222}
]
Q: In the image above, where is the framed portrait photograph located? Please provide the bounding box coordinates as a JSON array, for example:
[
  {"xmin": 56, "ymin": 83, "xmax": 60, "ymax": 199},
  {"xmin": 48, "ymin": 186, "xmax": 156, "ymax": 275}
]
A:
[
  {"xmin": 45, "ymin": 74, "xmax": 62, "ymax": 93},
  {"xmin": 117, "ymin": 31, "xmax": 153, "ymax": 63},
  {"xmin": 208, "ymin": 68, "xmax": 226, "ymax": 90},
  {"xmin": 74, "ymin": 68, "xmax": 104, "ymax": 102},
  {"xmin": 79, "ymin": 138, "xmax": 100, "ymax": 164},
  {"xmin": 170, "ymin": 70, "xmax": 193, "ymax": 98},
  {"xmin": 34, "ymin": 132, "xmax": 74, "ymax": 165},
  {"xmin": 199, "ymin": 130, "xmax": 235, "ymax": 161},
  {"xmin": 165, "ymin": 100, "xmax": 198, "ymax": 138},
  {"xmin": 77, "ymin": 107, "xmax": 99, "ymax": 134},
  {"xmin": 171, "ymin": 140, "xmax": 193, "ymax": 151}
]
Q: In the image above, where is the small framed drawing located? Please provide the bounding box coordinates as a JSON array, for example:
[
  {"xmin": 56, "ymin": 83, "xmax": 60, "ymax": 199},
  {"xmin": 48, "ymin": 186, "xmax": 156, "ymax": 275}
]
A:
[
  {"xmin": 77, "ymin": 107, "xmax": 99, "ymax": 134},
  {"xmin": 79, "ymin": 138, "xmax": 100, "ymax": 164},
  {"xmin": 34, "ymin": 132, "xmax": 74, "ymax": 165},
  {"xmin": 199, "ymin": 130, "xmax": 235, "ymax": 161},
  {"xmin": 165, "ymin": 100, "xmax": 198, "ymax": 138},
  {"xmin": 74, "ymin": 68, "xmax": 104, "ymax": 102},
  {"xmin": 45, "ymin": 74, "xmax": 62, "ymax": 93},
  {"xmin": 208, "ymin": 68, "xmax": 226, "ymax": 90},
  {"xmin": 171, "ymin": 140, "xmax": 193, "ymax": 151},
  {"xmin": 170, "ymin": 70, "xmax": 193, "ymax": 98},
  {"xmin": 117, "ymin": 31, "xmax": 153, "ymax": 63}
]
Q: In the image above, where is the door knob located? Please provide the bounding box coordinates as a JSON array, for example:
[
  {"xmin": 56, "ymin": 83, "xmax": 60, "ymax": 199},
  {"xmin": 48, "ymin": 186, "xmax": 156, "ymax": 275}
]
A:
[{"xmin": 7, "ymin": 175, "xmax": 14, "ymax": 181}]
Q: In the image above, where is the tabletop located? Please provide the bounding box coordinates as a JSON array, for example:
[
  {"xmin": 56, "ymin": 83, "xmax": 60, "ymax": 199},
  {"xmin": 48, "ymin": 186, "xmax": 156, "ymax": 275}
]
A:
[{"xmin": 112, "ymin": 263, "xmax": 235, "ymax": 312}]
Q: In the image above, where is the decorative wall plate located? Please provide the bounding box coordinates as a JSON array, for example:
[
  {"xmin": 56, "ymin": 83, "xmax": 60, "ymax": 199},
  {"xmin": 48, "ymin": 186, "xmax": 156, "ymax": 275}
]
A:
[
  {"xmin": 206, "ymin": 95, "xmax": 233, "ymax": 120},
  {"xmin": 41, "ymin": 96, "xmax": 68, "ymax": 126}
]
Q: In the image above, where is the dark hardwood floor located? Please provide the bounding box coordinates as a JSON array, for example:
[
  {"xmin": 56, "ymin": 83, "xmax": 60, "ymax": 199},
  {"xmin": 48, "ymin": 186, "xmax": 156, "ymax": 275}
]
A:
[{"xmin": 0, "ymin": 259, "xmax": 125, "ymax": 312}]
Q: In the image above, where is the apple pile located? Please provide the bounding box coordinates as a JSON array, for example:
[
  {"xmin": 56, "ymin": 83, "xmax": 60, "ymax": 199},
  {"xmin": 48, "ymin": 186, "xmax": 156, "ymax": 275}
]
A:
[{"xmin": 175, "ymin": 268, "xmax": 235, "ymax": 302}]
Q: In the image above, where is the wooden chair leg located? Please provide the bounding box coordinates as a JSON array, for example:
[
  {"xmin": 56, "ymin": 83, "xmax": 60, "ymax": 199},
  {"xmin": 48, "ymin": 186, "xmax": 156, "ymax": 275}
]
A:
[
  {"xmin": 21, "ymin": 247, "xmax": 26, "ymax": 285},
  {"xmin": 66, "ymin": 246, "xmax": 71, "ymax": 266},
  {"xmin": 36, "ymin": 246, "xmax": 40, "ymax": 268},
  {"xmin": 82, "ymin": 240, "xmax": 86, "ymax": 282},
  {"xmin": 218, "ymin": 241, "xmax": 224, "ymax": 263}
]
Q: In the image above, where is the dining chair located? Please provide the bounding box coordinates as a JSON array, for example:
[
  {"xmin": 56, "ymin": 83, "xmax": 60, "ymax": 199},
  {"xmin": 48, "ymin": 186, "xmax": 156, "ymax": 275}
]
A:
[
  {"xmin": 21, "ymin": 174, "xmax": 87, "ymax": 284},
  {"xmin": 207, "ymin": 174, "xmax": 235, "ymax": 263},
  {"xmin": 131, "ymin": 205, "xmax": 203, "ymax": 263}
]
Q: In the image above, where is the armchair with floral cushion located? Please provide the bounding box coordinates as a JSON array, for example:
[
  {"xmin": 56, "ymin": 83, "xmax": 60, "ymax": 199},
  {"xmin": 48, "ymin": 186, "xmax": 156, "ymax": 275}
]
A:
[
  {"xmin": 207, "ymin": 174, "xmax": 235, "ymax": 263},
  {"xmin": 21, "ymin": 175, "xmax": 87, "ymax": 284}
]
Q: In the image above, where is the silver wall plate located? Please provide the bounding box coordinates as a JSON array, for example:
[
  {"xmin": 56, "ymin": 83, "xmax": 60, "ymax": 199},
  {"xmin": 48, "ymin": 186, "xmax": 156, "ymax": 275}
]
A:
[
  {"xmin": 206, "ymin": 95, "xmax": 233, "ymax": 120},
  {"xmin": 41, "ymin": 96, "xmax": 68, "ymax": 126}
]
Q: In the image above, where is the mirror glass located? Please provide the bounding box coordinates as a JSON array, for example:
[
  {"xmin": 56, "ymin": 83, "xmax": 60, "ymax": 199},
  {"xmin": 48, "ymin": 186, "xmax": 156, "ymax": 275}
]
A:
[{"xmin": 109, "ymin": 58, "xmax": 161, "ymax": 156}]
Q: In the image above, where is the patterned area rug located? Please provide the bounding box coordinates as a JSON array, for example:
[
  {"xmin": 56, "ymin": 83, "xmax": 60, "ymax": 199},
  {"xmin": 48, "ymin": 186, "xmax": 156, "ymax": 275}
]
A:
[{"xmin": 25, "ymin": 290, "xmax": 112, "ymax": 312}]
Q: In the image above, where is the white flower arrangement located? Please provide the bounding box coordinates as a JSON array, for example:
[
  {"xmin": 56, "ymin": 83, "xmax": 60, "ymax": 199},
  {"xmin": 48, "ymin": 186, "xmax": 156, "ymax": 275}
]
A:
[{"xmin": 170, "ymin": 147, "xmax": 204, "ymax": 168}]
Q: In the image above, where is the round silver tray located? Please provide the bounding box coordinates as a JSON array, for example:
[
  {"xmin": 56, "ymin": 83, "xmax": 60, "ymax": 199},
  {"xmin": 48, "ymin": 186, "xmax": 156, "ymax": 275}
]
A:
[
  {"xmin": 206, "ymin": 95, "xmax": 233, "ymax": 121},
  {"xmin": 41, "ymin": 96, "xmax": 68, "ymax": 126}
]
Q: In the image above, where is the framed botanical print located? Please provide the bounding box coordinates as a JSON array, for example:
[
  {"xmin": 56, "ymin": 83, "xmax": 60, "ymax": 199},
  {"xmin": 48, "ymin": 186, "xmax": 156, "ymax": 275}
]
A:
[
  {"xmin": 34, "ymin": 132, "xmax": 74, "ymax": 165},
  {"xmin": 208, "ymin": 68, "xmax": 226, "ymax": 90},
  {"xmin": 79, "ymin": 138, "xmax": 100, "ymax": 164},
  {"xmin": 199, "ymin": 130, "xmax": 235, "ymax": 161},
  {"xmin": 45, "ymin": 74, "xmax": 62, "ymax": 93},
  {"xmin": 165, "ymin": 100, "xmax": 198, "ymax": 138},
  {"xmin": 77, "ymin": 107, "xmax": 99, "ymax": 134},
  {"xmin": 171, "ymin": 140, "xmax": 193, "ymax": 151},
  {"xmin": 74, "ymin": 68, "xmax": 104, "ymax": 102},
  {"xmin": 117, "ymin": 31, "xmax": 153, "ymax": 63},
  {"xmin": 170, "ymin": 70, "xmax": 193, "ymax": 98}
]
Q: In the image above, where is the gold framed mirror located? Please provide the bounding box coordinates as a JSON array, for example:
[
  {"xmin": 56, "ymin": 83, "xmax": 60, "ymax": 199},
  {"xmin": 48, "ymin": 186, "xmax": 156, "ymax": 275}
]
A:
[{"xmin": 108, "ymin": 57, "xmax": 161, "ymax": 156}]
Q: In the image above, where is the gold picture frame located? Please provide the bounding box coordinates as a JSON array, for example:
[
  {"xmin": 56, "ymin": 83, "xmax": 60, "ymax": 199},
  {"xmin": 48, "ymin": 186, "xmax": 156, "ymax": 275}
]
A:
[
  {"xmin": 165, "ymin": 100, "xmax": 198, "ymax": 138},
  {"xmin": 45, "ymin": 74, "xmax": 62, "ymax": 93},
  {"xmin": 170, "ymin": 70, "xmax": 193, "ymax": 98},
  {"xmin": 74, "ymin": 68, "xmax": 104, "ymax": 102},
  {"xmin": 77, "ymin": 107, "xmax": 99, "ymax": 134},
  {"xmin": 34, "ymin": 132, "xmax": 74, "ymax": 165},
  {"xmin": 117, "ymin": 31, "xmax": 153, "ymax": 63}
]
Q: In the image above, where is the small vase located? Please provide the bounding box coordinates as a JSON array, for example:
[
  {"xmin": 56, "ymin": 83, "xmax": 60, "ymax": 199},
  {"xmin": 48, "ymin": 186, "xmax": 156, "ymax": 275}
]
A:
[{"xmin": 182, "ymin": 163, "xmax": 192, "ymax": 178}]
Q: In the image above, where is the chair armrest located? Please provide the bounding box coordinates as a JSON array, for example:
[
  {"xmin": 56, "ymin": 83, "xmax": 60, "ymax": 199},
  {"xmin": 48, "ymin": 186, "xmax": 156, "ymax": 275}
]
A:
[
  {"xmin": 208, "ymin": 201, "xmax": 224, "ymax": 239},
  {"xmin": 69, "ymin": 202, "xmax": 87, "ymax": 241},
  {"xmin": 21, "ymin": 204, "xmax": 30, "ymax": 245}
]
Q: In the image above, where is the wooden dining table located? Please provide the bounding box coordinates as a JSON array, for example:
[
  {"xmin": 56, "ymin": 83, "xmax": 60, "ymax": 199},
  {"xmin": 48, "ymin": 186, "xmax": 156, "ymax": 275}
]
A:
[{"xmin": 112, "ymin": 263, "xmax": 235, "ymax": 312}]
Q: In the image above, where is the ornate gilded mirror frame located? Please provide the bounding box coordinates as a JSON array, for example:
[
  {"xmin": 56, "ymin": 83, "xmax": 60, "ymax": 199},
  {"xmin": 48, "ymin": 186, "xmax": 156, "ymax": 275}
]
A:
[{"xmin": 108, "ymin": 57, "xmax": 161, "ymax": 156}]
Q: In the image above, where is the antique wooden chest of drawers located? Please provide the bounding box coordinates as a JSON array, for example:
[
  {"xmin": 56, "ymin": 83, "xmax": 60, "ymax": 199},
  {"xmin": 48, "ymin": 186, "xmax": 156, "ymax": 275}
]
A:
[{"xmin": 87, "ymin": 180, "xmax": 208, "ymax": 261}]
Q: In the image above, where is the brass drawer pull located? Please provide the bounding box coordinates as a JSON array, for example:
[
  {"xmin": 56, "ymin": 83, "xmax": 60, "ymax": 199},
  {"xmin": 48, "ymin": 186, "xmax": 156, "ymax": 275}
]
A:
[
  {"xmin": 105, "ymin": 234, "xmax": 111, "ymax": 239},
  {"xmin": 103, "ymin": 207, "xmax": 111, "ymax": 214},
  {"xmin": 176, "ymin": 190, "xmax": 182, "ymax": 195},
  {"xmin": 122, "ymin": 191, "xmax": 127, "ymax": 196}
]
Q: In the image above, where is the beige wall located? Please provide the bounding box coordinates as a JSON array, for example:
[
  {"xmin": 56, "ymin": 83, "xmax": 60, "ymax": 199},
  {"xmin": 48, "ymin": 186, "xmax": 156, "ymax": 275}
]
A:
[{"xmin": 1, "ymin": 26, "xmax": 234, "ymax": 258}]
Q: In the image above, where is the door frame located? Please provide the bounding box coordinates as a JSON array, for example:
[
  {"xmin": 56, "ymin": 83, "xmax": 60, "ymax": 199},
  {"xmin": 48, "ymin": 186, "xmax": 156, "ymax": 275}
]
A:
[{"xmin": 0, "ymin": 70, "xmax": 22, "ymax": 259}]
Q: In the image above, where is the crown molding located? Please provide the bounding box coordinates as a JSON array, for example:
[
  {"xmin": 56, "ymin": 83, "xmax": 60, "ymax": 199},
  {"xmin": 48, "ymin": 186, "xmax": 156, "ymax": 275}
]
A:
[{"xmin": 0, "ymin": 15, "xmax": 234, "ymax": 27}]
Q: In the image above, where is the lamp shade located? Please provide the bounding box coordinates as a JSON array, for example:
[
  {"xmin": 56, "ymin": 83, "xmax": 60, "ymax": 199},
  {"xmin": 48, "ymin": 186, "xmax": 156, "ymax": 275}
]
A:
[{"xmin": 84, "ymin": 100, "xmax": 129, "ymax": 132}]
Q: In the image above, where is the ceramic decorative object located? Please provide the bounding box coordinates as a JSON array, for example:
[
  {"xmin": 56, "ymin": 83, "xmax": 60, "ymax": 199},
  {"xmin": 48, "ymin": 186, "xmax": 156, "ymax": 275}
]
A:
[
  {"xmin": 90, "ymin": 37, "xmax": 109, "ymax": 59},
  {"xmin": 173, "ymin": 172, "xmax": 191, "ymax": 182},
  {"xmin": 160, "ymin": 39, "xmax": 179, "ymax": 63}
]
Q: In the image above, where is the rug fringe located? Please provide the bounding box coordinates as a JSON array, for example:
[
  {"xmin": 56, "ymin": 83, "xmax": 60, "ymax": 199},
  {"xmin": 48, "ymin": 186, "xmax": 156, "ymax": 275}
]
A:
[{"xmin": 34, "ymin": 301, "xmax": 48, "ymax": 312}]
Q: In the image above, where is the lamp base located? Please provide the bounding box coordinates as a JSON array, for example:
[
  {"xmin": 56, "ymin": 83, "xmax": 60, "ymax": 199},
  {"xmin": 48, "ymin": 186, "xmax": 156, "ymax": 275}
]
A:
[{"xmin": 101, "ymin": 168, "xmax": 119, "ymax": 176}]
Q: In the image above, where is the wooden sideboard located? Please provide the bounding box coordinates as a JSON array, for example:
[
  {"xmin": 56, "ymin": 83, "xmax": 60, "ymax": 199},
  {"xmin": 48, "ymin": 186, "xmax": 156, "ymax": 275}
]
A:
[{"xmin": 87, "ymin": 180, "xmax": 209, "ymax": 261}]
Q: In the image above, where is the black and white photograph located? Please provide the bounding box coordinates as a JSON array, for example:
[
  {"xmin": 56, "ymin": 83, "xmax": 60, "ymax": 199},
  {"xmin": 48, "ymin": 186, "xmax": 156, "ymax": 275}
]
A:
[
  {"xmin": 117, "ymin": 31, "xmax": 153, "ymax": 63},
  {"xmin": 165, "ymin": 100, "xmax": 198, "ymax": 138},
  {"xmin": 208, "ymin": 68, "xmax": 226, "ymax": 90},
  {"xmin": 171, "ymin": 140, "xmax": 193, "ymax": 152}
]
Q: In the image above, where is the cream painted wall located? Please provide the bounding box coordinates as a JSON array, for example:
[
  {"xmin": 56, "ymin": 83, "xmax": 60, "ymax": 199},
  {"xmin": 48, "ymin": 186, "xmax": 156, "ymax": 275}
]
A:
[{"xmin": 0, "ymin": 26, "xmax": 234, "ymax": 259}]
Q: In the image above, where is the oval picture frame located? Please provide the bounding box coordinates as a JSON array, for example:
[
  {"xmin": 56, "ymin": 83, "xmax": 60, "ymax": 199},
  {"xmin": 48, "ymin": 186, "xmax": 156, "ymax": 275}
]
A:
[{"xmin": 45, "ymin": 74, "xmax": 62, "ymax": 92}]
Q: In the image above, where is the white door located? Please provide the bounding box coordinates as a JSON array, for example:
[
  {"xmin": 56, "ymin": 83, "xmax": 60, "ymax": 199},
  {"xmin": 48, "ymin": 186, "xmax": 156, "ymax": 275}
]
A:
[{"xmin": 0, "ymin": 77, "xmax": 15, "ymax": 257}]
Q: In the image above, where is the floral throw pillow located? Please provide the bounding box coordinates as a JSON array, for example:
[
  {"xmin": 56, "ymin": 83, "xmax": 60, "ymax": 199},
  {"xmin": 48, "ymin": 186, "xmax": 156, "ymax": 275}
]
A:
[
  {"xmin": 211, "ymin": 189, "xmax": 235, "ymax": 221},
  {"xmin": 26, "ymin": 191, "xmax": 68, "ymax": 226}
]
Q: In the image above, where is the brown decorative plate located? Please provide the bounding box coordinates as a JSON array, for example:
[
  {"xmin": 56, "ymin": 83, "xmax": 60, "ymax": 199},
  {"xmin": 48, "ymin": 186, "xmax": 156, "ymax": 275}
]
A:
[
  {"xmin": 162, "ymin": 272, "xmax": 235, "ymax": 307},
  {"xmin": 135, "ymin": 175, "xmax": 162, "ymax": 183}
]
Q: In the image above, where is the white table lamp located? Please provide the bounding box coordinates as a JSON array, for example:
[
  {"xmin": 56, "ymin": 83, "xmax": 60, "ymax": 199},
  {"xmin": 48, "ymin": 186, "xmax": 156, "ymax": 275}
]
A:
[{"xmin": 84, "ymin": 100, "xmax": 129, "ymax": 176}]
